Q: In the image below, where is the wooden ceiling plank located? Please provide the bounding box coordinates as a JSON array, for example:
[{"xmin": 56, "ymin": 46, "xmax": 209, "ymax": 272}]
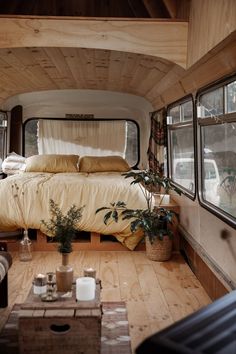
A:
[
  {"xmin": 1, "ymin": 67, "xmax": 36, "ymax": 91},
  {"xmin": 128, "ymin": 0, "xmax": 150, "ymax": 18},
  {"xmin": 146, "ymin": 64, "xmax": 184, "ymax": 101},
  {"xmin": 107, "ymin": 51, "xmax": 127, "ymax": 92},
  {"xmin": 44, "ymin": 48, "xmax": 77, "ymax": 89},
  {"xmin": 94, "ymin": 49, "xmax": 110, "ymax": 90},
  {"xmin": 13, "ymin": 47, "xmax": 58, "ymax": 88},
  {"xmin": 24, "ymin": 47, "xmax": 60, "ymax": 89},
  {"xmin": 142, "ymin": 0, "xmax": 165, "ymax": 18},
  {"xmin": 0, "ymin": 50, "xmax": 40, "ymax": 91},
  {"xmin": 0, "ymin": 87, "xmax": 11, "ymax": 106},
  {"xmin": 29, "ymin": 47, "xmax": 59, "ymax": 78},
  {"xmin": 78, "ymin": 48, "xmax": 97, "ymax": 89},
  {"xmin": 0, "ymin": 0, "xmax": 166, "ymax": 17},
  {"xmin": 0, "ymin": 72, "xmax": 32, "ymax": 92},
  {"xmin": 128, "ymin": 55, "xmax": 172, "ymax": 96},
  {"xmin": 0, "ymin": 66, "xmax": 24, "ymax": 91},
  {"xmin": 60, "ymin": 47, "xmax": 87, "ymax": 88},
  {"xmin": 1, "ymin": 47, "xmax": 56, "ymax": 89},
  {"xmin": 137, "ymin": 66, "xmax": 172, "ymax": 96},
  {"xmin": 176, "ymin": 0, "xmax": 190, "ymax": 20},
  {"xmin": 119, "ymin": 54, "xmax": 141, "ymax": 92},
  {"xmin": 162, "ymin": 0, "xmax": 177, "ymax": 18},
  {"xmin": 0, "ymin": 17, "xmax": 188, "ymax": 69},
  {"xmin": 129, "ymin": 63, "xmax": 151, "ymax": 93}
]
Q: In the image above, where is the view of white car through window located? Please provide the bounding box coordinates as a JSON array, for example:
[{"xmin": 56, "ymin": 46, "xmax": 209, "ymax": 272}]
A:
[{"xmin": 199, "ymin": 79, "xmax": 236, "ymax": 219}]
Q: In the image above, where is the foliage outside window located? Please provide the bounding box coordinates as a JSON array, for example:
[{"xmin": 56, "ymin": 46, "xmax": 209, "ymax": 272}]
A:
[
  {"xmin": 167, "ymin": 98, "xmax": 195, "ymax": 196},
  {"xmin": 24, "ymin": 118, "xmax": 139, "ymax": 168},
  {"xmin": 198, "ymin": 78, "xmax": 236, "ymax": 221}
]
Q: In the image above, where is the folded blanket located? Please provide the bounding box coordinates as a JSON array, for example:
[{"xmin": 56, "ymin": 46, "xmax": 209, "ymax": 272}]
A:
[
  {"xmin": 2, "ymin": 152, "xmax": 26, "ymax": 174},
  {"xmin": 5, "ymin": 152, "xmax": 26, "ymax": 163}
]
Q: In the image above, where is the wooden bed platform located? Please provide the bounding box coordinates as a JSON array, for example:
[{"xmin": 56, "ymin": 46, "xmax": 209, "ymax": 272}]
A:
[
  {"xmin": 35, "ymin": 230, "xmax": 146, "ymax": 251},
  {"xmin": 0, "ymin": 230, "xmax": 145, "ymax": 252},
  {"xmin": 0, "ymin": 200, "xmax": 179, "ymax": 252}
]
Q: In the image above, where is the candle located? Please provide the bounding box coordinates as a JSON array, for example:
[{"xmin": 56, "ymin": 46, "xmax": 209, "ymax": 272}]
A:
[
  {"xmin": 33, "ymin": 273, "xmax": 47, "ymax": 295},
  {"xmin": 76, "ymin": 277, "xmax": 95, "ymax": 301},
  {"xmin": 84, "ymin": 267, "xmax": 96, "ymax": 279}
]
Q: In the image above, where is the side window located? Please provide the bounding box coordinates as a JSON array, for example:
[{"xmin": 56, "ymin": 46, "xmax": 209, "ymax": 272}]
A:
[
  {"xmin": 0, "ymin": 112, "xmax": 8, "ymax": 172},
  {"xmin": 167, "ymin": 98, "xmax": 195, "ymax": 197},
  {"xmin": 197, "ymin": 78, "xmax": 236, "ymax": 221}
]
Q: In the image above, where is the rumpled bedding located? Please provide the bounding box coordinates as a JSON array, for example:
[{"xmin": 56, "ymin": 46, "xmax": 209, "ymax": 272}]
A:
[{"xmin": 0, "ymin": 172, "xmax": 147, "ymax": 250}]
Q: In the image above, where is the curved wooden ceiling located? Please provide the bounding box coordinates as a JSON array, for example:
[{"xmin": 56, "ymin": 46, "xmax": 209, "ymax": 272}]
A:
[
  {"xmin": 0, "ymin": 1, "xmax": 190, "ymax": 108},
  {"xmin": 0, "ymin": 47, "xmax": 185, "ymax": 107}
]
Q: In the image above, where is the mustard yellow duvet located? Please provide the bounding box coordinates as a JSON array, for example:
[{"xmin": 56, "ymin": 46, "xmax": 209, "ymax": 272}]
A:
[{"xmin": 0, "ymin": 172, "xmax": 147, "ymax": 250}]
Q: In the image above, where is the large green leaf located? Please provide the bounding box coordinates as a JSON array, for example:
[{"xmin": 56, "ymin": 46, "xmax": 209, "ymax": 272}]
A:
[
  {"xmin": 104, "ymin": 211, "xmax": 112, "ymax": 225},
  {"xmin": 95, "ymin": 206, "xmax": 109, "ymax": 213}
]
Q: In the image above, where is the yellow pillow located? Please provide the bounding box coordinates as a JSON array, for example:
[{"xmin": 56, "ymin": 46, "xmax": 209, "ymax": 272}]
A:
[
  {"xmin": 25, "ymin": 154, "xmax": 79, "ymax": 173},
  {"xmin": 79, "ymin": 156, "xmax": 130, "ymax": 173}
]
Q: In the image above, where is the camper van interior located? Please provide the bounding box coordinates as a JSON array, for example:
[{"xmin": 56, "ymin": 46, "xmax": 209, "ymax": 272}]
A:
[{"xmin": 0, "ymin": 0, "xmax": 236, "ymax": 353}]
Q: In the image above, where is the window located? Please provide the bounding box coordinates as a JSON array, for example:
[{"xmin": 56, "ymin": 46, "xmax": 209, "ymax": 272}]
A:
[
  {"xmin": 0, "ymin": 112, "xmax": 7, "ymax": 172},
  {"xmin": 24, "ymin": 118, "xmax": 140, "ymax": 168},
  {"xmin": 167, "ymin": 97, "xmax": 195, "ymax": 196},
  {"xmin": 198, "ymin": 77, "xmax": 236, "ymax": 222}
]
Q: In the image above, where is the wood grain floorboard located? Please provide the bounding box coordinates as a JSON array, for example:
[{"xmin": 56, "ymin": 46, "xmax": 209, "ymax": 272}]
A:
[{"xmin": 0, "ymin": 251, "xmax": 211, "ymax": 354}]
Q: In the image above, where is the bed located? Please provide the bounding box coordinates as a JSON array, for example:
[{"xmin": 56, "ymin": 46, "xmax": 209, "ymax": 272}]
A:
[{"xmin": 0, "ymin": 154, "xmax": 147, "ymax": 250}]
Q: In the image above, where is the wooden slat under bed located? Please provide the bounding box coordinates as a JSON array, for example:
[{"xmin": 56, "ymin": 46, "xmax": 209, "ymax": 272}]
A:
[{"xmin": 0, "ymin": 230, "xmax": 145, "ymax": 252}]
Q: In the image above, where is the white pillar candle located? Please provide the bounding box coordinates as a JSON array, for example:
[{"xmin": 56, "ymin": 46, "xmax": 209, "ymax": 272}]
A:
[{"xmin": 76, "ymin": 277, "xmax": 95, "ymax": 301}]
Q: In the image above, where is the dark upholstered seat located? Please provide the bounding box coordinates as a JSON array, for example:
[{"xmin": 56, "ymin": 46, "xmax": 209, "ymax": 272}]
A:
[{"xmin": 0, "ymin": 242, "xmax": 12, "ymax": 308}]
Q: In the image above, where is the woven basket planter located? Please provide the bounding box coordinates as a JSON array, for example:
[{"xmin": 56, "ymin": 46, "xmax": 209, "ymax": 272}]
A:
[{"xmin": 145, "ymin": 235, "xmax": 172, "ymax": 261}]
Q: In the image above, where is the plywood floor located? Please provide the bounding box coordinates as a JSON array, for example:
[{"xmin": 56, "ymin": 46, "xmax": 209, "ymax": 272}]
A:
[{"xmin": 0, "ymin": 251, "xmax": 211, "ymax": 353}]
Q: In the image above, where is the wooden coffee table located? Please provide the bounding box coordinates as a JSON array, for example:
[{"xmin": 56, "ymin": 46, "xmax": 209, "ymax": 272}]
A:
[{"xmin": 18, "ymin": 280, "xmax": 102, "ymax": 354}]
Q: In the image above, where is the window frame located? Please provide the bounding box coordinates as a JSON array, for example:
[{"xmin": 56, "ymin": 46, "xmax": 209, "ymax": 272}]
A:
[
  {"xmin": 167, "ymin": 95, "xmax": 196, "ymax": 200},
  {"xmin": 23, "ymin": 117, "xmax": 141, "ymax": 169},
  {"xmin": 197, "ymin": 74, "xmax": 236, "ymax": 228},
  {"xmin": 0, "ymin": 111, "xmax": 8, "ymax": 172}
]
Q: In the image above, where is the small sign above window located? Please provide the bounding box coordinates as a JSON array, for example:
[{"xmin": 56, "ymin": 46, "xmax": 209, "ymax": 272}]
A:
[{"xmin": 65, "ymin": 114, "xmax": 94, "ymax": 119}]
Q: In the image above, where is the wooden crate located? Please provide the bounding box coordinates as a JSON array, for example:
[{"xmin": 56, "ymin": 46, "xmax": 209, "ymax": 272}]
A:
[{"xmin": 19, "ymin": 281, "xmax": 102, "ymax": 354}]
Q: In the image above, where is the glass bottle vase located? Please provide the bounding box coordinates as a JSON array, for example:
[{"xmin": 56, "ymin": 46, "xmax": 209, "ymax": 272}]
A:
[
  {"xmin": 19, "ymin": 229, "xmax": 32, "ymax": 261},
  {"xmin": 56, "ymin": 253, "xmax": 73, "ymax": 292}
]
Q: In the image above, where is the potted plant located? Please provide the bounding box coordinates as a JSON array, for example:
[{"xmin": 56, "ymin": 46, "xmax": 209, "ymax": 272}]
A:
[
  {"xmin": 96, "ymin": 170, "xmax": 181, "ymax": 261},
  {"xmin": 41, "ymin": 199, "xmax": 84, "ymax": 292}
]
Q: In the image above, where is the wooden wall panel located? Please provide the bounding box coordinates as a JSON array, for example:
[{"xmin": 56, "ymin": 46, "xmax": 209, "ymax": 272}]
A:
[
  {"xmin": 153, "ymin": 31, "xmax": 236, "ymax": 110},
  {"xmin": 180, "ymin": 235, "xmax": 229, "ymax": 300},
  {"xmin": 187, "ymin": 0, "xmax": 236, "ymax": 67}
]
